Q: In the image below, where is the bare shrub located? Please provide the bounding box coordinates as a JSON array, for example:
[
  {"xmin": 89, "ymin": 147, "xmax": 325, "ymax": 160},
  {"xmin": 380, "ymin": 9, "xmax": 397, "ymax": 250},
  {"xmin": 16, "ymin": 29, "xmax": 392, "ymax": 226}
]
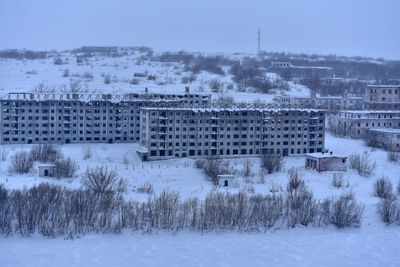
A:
[
  {"xmin": 62, "ymin": 69, "xmax": 69, "ymax": 77},
  {"xmin": 348, "ymin": 152, "xmax": 376, "ymax": 177},
  {"xmin": 82, "ymin": 72, "xmax": 94, "ymax": 80},
  {"xmin": 53, "ymin": 157, "xmax": 79, "ymax": 178},
  {"xmin": 329, "ymin": 192, "xmax": 364, "ymax": 228},
  {"xmin": 129, "ymin": 78, "xmax": 140, "ymax": 85},
  {"xmin": 387, "ymin": 150, "xmax": 400, "ymax": 163},
  {"xmin": 122, "ymin": 154, "xmax": 129, "ymax": 165},
  {"xmin": 216, "ymin": 95, "xmax": 235, "ymax": 107},
  {"xmin": 137, "ymin": 183, "xmax": 154, "ymax": 194},
  {"xmin": 377, "ymin": 197, "xmax": 399, "ymax": 224},
  {"xmin": 242, "ymin": 159, "xmax": 253, "ymax": 178},
  {"xmin": 9, "ymin": 151, "xmax": 34, "ymax": 174},
  {"xmin": 260, "ymin": 154, "xmax": 282, "ymax": 174},
  {"xmin": 181, "ymin": 73, "xmax": 196, "ymax": 84},
  {"xmin": 82, "ymin": 166, "xmax": 123, "ymax": 194},
  {"xmin": 1, "ymin": 148, "xmax": 8, "ymax": 161},
  {"xmin": 30, "ymin": 144, "xmax": 61, "ymax": 163},
  {"xmin": 209, "ymin": 79, "xmax": 223, "ymax": 92},
  {"xmin": 332, "ymin": 173, "xmax": 344, "ymax": 188},
  {"xmin": 374, "ymin": 176, "xmax": 393, "ymax": 199},
  {"xmin": 53, "ymin": 57, "xmax": 63, "ymax": 65},
  {"xmin": 397, "ymin": 180, "xmax": 400, "ymax": 196},
  {"xmin": 287, "ymin": 167, "xmax": 304, "ymax": 191},
  {"xmin": 285, "ymin": 174, "xmax": 317, "ymax": 227},
  {"xmin": 196, "ymin": 157, "xmax": 231, "ymax": 185},
  {"xmin": 104, "ymin": 74, "xmax": 111, "ymax": 84},
  {"xmin": 82, "ymin": 147, "xmax": 92, "ymax": 160}
]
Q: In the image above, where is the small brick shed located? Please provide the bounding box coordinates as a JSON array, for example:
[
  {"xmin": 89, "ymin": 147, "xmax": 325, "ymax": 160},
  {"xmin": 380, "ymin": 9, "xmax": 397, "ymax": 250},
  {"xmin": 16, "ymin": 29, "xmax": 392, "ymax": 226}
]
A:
[
  {"xmin": 305, "ymin": 152, "xmax": 347, "ymax": 172},
  {"xmin": 38, "ymin": 164, "xmax": 56, "ymax": 177}
]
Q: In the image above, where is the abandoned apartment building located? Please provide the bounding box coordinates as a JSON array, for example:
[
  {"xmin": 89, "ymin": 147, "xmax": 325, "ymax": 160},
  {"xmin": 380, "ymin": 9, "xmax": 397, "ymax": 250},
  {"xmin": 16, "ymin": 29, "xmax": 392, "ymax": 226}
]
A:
[
  {"xmin": 0, "ymin": 90, "xmax": 210, "ymax": 144},
  {"xmin": 139, "ymin": 106, "xmax": 325, "ymax": 160}
]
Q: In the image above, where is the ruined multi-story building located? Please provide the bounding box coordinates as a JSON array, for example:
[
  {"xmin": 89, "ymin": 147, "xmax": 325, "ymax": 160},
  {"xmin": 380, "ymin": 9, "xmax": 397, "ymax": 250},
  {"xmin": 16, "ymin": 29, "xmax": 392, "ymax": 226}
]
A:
[
  {"xmin": 139, "ymin": 106, "xmax": 325, "ymax": 160},
  {"xmin": 331, "ymin": 110, "xmax": 400, "ymax": 138},
  {"xmin": 273, "ymin": 94, "xmax": 364, "ymax": 112},
  {"xmin": 0, "ymin": 91, "xmax": 211, "ymax": 144},
  {"xmin": 364, "ymin": 84, "xmax": 400, "ymax": 110}
]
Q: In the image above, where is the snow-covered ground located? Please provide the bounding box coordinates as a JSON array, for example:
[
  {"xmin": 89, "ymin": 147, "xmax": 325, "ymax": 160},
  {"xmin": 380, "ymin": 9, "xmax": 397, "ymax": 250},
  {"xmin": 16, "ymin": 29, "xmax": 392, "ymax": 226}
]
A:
[
  {"xmin": 0, "ymin": 133, "xmax": 399, "ymax": 266},
  {"xmin": 0, "ymin": 50, "xmax": 310, "ymax": 103}
]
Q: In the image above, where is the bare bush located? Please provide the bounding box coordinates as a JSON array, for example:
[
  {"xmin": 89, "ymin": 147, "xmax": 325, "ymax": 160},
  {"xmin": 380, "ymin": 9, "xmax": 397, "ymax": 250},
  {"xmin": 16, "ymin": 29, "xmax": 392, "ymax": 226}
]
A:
[
  {"xmin": 377, "ymin": 197, "xmax": 399, "ymax": 224},
  {"xmin": 53, "ymin": 157, "xmax": 79, "ymax": 179},
  {"xmin": 348, "ymin": 152, "xmax": 376, "ymax": 177},
  {"xmin": 9, "ymin": 151, "xmax": 34, "ymax": 174},
  {"xmin": 242, "ymin": 159, "xmax": 253, "ymax": 178},
  {"xmin": 82, "ymin": 147, "xmax": 92, "ymax": 160},
  {"xmin": 137, "ymin": 183, "xmax": 154, "ymax": 194},
  {"xmin": 329, "ymin": 192, "xmax": 364, "ymax": 228},
  {"xmin": 53, "ymin": 57, "xmax": 63, "ymax": 65},
  {"xmin": 30, "ymin": 144, "xmax": 61, "ymax": 163},
  {"xmin": 195, "ymin": 157, "xmax": 231, "ymax": 185},
  {"xmin": 181, "ymin": 73, "xmax": 196, "ymax": 84},
  {"xmin": 332, "ymin": 173, "xmax": 344, "ymax": 188},
  {"xmin": 374, "ymin": 176, "xmax": 393, "ymax": 199},
  {"xmin": 104, "ymin": 74, "xmax": 111, "ymax": 84},
  {"xmin": 81, "ymin": 166, "xmax": 123, "ymax": 194},
  {"xmin": 62, "ymin": 69, "xmax": 69, "ymax": 77},
  {"xmin": 260, "ymin": 154, "xmax": 282, "ymax": 174},
  {"xmin": 287, "ymin": 168, "xmax": 304, "ymax": 191},
  {"xmin": 209, "ymin": 79, "xmax": 223, "ymax": 92},
  {"xmin": 0, "ymin": 148, "xmax": 8, "ymax": 161},
  {"xmin": 387, "ymin": 150, "xmax": 400, "ymax": 163}
]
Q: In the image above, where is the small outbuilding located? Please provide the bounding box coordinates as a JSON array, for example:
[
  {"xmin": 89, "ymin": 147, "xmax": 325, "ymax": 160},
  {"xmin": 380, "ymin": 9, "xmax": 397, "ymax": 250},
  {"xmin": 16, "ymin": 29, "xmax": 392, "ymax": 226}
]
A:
[
  {"xmin": 305, "ymin": 152, "xmax": 347, "ymax": 172},
  {"xmin": 38, "ymin": 164, "xmax": 56, "ymax": 177},
  {"xmin": 217, "ymin": 174, "xmax": 235, "ymax": 187}
]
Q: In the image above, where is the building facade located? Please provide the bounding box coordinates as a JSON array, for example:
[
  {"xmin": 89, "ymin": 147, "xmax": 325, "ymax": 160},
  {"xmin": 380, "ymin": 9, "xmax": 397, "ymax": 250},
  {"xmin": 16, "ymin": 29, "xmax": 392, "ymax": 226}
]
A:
[
  {"xmin": 332, "ymin": 110, "xmax": 400, "ymax": 138},
  {"xmin": 367, "ymin": 128, "xmax": 400, "ymax": 151},
  {"xmin": 0, "ymin": 91, "xmax": 211, "ymax": 144},
  {"xmin": 273, "ymin": 94, "xmax": 363, "ymax": 112},
  {"xmin": 139, "ymin": 106, "xmax": 325, "ymax": 160},
  {"xmin": 364, "ymin": 85, "xmax": 400, "ymax": 110}
]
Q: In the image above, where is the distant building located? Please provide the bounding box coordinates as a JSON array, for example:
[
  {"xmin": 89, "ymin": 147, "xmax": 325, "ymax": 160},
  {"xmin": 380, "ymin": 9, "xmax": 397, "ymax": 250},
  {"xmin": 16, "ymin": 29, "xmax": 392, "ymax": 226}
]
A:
[
  {"xmin": 367, "ymin": 128, "xmax": 400, "ymax": 151},
  {"xmin": 332, "ymin": 110, "xmax": 400, "ymax": 138},
  {"xmin": 273, "ymin": 94, "xmax": 363, "ymax": 112},
  {"xmin": 270, "ymin": 62, "xmax": 334, "ymax": 79},
  {"xmin": 305, "ymin": 152, "xmax": 347, "ymax": 172},
  {"xmin": 364, "ymin": 85, "xmax": 400, "ymax": 110}
]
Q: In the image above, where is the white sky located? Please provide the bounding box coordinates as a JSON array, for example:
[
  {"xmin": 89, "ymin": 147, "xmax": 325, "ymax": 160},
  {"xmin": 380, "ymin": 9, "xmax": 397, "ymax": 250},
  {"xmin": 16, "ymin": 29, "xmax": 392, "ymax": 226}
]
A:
[{"xmin": 0, "ymin": 0, "xmax": 399, "ymax": 59}]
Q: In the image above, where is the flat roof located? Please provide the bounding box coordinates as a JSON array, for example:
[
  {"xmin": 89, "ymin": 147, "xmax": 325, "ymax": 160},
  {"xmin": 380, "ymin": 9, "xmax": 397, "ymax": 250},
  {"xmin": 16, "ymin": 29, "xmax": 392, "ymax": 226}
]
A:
[
  {"xmin": 370, "ymin": 128, "xmax": 400, "ymax": 134},
  {"xmin": 306, "ymin": 153, "xmax": 346, "ymax": 159}
]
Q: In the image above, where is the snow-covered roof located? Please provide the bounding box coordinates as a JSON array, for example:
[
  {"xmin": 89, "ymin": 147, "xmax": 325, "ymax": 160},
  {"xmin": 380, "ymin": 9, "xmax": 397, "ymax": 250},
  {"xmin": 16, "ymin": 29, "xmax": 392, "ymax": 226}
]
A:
[
  {"xmin": 366, "ymin": 84, "xmax": 400, "ymax": 88},
  {"xmin": 306, "ymin": 153, "xmax": 346, "ymax": 159},
  {"xmin": 339, "ymin": 110, "xmax": 400, "ymax": 114},
  {"xmin": 369, "ymin": 128, "xmax": 400, "ymax": 134},
  {"xmin": 1, "ymin": 92, "xmax": 210, "ymax": 103},
  {"xmin": 141, "ymin": 105, "xmax": 324, "ymax": 113}
]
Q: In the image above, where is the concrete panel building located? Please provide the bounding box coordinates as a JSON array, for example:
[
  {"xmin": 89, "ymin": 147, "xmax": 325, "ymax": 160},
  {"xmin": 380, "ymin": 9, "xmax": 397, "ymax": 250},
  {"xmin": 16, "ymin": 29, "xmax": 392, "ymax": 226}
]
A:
[
  {"xmin": 364, "ymin": 85, "xmax": 400, "ymax": 110},
  {"xmin": 139, "ymin": 105, "xmax": 325, "ymax": 160},
  {"xmin": 332, "ymin": 110, "xmax": 400, "ymax": 138},
  {"xmin": 367, "ymin": 128, "xmax": 400, "ymax": 151},
  {"xmin": 0, "ymin": 91, "xmax": 211, "ymax": 144}
]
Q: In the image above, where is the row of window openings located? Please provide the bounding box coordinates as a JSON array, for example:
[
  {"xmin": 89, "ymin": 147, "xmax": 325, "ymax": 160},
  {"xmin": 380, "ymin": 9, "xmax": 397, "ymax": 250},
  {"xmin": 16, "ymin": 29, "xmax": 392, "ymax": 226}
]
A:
[
  {"xmin": 150, "ymin": 140, "xmax": 318, "ymax": 147},
  {"xmin": 3, "ymin": 136, "xmax": 140, "ymax": 142},
  {"xmin": 3, "ymin": 130, "xmax": 140, "ymax": 135},
  {"xmin": 150, "ymin": 147, "xmax": 322, "ymax": 157},
  {"xmin": 150, "ymin": 133, "xmax": 321, "ymax": 140}
]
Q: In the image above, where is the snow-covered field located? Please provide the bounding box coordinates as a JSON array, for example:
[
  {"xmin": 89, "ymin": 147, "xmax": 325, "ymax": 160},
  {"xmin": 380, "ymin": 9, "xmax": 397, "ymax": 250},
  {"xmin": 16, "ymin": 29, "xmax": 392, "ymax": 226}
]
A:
[
  {"xmin": 0, "ymin": 133, "xmax": 399, "ymax": 267},
  {"xmin": 0, "ymin": 50, "xmax": 310, "ymax": 103}
]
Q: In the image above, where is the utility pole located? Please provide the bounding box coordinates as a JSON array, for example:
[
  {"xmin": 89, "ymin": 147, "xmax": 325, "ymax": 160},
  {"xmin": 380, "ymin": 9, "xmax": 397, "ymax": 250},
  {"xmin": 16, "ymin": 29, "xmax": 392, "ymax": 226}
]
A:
[{"xmin": 257, "ymin": 28, "xmax": 261, "ymax": 55}]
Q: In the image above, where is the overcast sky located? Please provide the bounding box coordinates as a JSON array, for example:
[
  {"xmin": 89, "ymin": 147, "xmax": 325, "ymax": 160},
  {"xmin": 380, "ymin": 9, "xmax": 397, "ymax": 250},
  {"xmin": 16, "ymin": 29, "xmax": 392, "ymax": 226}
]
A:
[{"xmin": 0, "ymin": 0, "xmax": 399, "ymax": 59}]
